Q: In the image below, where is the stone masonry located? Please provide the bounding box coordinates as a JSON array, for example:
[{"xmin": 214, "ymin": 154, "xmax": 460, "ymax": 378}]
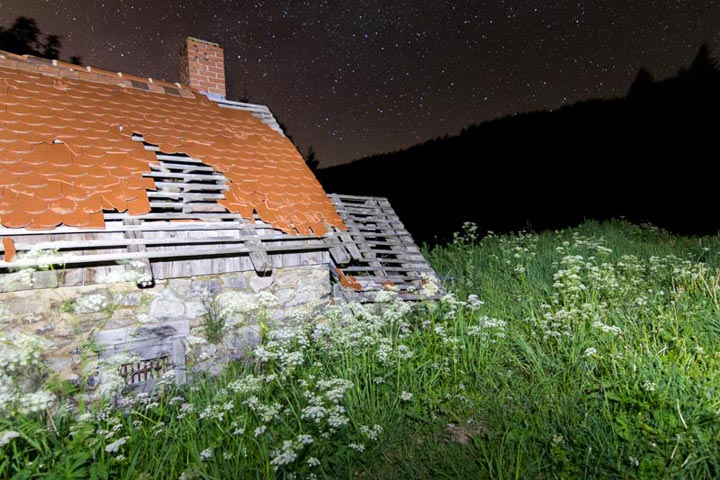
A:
[{"xmin": 0, "ymin": 264, "xmax": 329, "ymax": 387}]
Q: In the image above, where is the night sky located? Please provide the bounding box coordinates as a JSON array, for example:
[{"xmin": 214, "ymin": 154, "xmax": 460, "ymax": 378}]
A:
[{"xmin": 3, "ymin": 1, "xmax": 719, "ymax": 167}]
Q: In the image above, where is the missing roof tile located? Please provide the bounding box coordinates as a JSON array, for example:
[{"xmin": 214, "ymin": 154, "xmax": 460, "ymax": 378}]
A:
[
  {"xmin": 131, "ymin": 80, "xmax": 150, "ymax": 90},
  {"xmin": 162, "ymin": 86, "xmax": 181, "ymax": 96}
]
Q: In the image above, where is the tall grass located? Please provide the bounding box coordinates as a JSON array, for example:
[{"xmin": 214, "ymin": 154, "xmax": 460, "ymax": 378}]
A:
[{"xmin": 2, "ymin": 220, "xmax": 720, "ymax": 479}]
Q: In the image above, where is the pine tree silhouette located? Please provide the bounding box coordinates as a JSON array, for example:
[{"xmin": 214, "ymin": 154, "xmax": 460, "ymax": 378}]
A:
[
  {"xmin": 305, "ymin": 146, "xmax": 319, "ymax": 171},
  {"xmin": 681, "ymin": 43, "xmax": 719, "ymax": 79},
  {"xmin": 0, "ymin": 16, "xmax": 79, "ymax": 62},
  {"xmin": 627, "ymin": 67, "xmax": 655, "ymax": 98}
]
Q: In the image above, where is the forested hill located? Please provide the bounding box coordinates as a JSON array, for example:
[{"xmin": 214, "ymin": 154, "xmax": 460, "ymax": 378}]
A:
[{"xmin": 317, "ymin": 46, "xmax": 720, "ymax": 244}]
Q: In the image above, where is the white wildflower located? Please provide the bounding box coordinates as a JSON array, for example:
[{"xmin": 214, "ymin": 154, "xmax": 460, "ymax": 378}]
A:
[
  {"xmin": 0, "ymin": 430, "xmax": 20, "ymax": 447},
  {"xmin": 399, "ymin": 391, "xmax": 413, "ymax": 402},
  {"xmin": 420, "ymin": 274, "xmax": 441, "ymax": 298},
  {"xmin": 592, "ymin": 321, "xmax": 622, "ymax": 335},
  {"xmin": 105, "ymin": 436, "xmax": 129, "ymax": 453},
  {"xmin": 642, "ymin": 381, "xmax": 657, "ymax": 392},
  {"xmin": 360, "ymin": 424, "xmax": 384, "ymax": 441},
  {"xmin": 467, "ymin": 294, "xmax": 484, "ymax": 311},
  {"xmin": 348, "ymin": 442, "xmax": 365, "ymax": 452},
  {"xmin": 74, "ymin": 293, "xmax": 109, "ymax": 313},
  {"xmin": 200, "ymin": 448, "xmax": 213, "ymax": 461}
]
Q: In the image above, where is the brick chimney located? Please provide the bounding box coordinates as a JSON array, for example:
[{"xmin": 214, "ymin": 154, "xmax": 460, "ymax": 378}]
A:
[{"xmin": 180, "ymin": 37, "xmax": 226, "ymax": 99}]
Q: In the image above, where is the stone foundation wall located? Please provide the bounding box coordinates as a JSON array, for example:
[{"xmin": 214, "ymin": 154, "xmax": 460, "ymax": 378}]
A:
[{"xmin": 0, "ymin": 264, "xmax": 330, "ymax": 388}]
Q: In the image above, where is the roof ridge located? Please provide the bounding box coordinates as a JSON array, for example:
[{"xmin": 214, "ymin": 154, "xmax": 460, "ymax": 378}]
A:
[
  {"xmin": 0, "ymin": 49, "xmax": 281, "ymax": 119},
  {"xmin": 0, "ymin": 49, "xmax": 196, "ymax": 99}
]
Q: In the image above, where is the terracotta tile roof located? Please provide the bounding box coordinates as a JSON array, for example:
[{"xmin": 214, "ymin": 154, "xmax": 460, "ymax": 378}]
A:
[
  {"xmin": 0, "ymin": 51, "xmax": 344, "ymax": 235},
  {"xmin": 2, "ymin": 237, "xmax": 15, "ymax": 262}
]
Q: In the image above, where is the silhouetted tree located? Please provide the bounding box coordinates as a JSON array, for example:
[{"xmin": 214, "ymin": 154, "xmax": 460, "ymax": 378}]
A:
[
  {"xmin": 680, "ymin": 43, "xmax": 720, "ymax": 79},
  {"xmin": 627, "ymin": 67, "xmax": 655, "ymax": 98},
  {"xmin": 0, "ymin": 16, "xmax": 79, "ymax": 62},
  {"xmin": 42, "ymin": 34, "xmax": 61, "ymax": 59},
  {"xmin": 0, "ymin": 17, "xmax": 56, "ymax": 58},
  {"xmin": 304, "ymin": 146, "xmax": 319, "ymax": 171}
]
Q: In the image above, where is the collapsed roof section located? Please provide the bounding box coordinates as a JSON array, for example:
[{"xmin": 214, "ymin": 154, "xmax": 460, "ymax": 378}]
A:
[
  {"xmin": 0, "ymin": 51, "xmax": 343, "ymax": 236},
  {"xmin": 0, "ymin": 47, "xmax": 442, "ymax": 302}
]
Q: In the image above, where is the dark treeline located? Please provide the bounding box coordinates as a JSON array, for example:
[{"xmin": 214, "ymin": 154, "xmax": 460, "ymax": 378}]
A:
[
  {"xmin": 317, "ymin": 45, "xmax": 720, "ymax": 244},
  {"xmin": 0, "ymin": 16, "xmax": 81, "ymax": 64}
]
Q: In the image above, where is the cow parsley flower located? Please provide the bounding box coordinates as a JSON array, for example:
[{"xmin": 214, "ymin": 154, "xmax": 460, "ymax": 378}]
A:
[
  {"xmin": 0, "ymin": 430, "xmax": 20, "ymax": 447},
  {"xmin": 348, "ymin": 442, "xmax": 365, "ymax": 452},
  {"xmin": 105, "ymin": 436, "xmax": 129, "ymax": 453}
]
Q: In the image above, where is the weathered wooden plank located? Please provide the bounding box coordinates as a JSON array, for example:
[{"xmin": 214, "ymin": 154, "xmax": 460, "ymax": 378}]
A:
[
  {"xmin": 329, "ymin": 245, "xmax": 351, "ymax": 265},
  {"xmin": 0, "ymin": 221, "xmax": 270, "ymax": 236},
  {"xmin": 154, "ymin": 154, "xmax": 205, "ymax": 164},
  {"xmin": 246, "ymin": 240, "xmax": 272, "ymax": 274},
  {"xmin": 142, "ymin": 171, "xmax": 226, "ymax": 181},
  {"xmin": 184, "ymin": 204, "xmax": 228, "ymax": 213},
  {"xmin": 330, "ymin": 193, "xmax": 389, "ymax": 202},
  {"xmin": 124, "ymin": 218, "xmax": 154, "ymax": 286},
  {"xmin": 334, "ymin": 231, "xmax": 362, "ymax": 260},
  {"xmin": 0, "ymin": 242, "xmax": 329, "ymax": 269},
  {"xmin": 149, "ymin": 162, "xmax": 215, "ymax": 172},
  {"xmin": 147, "ymin": 191, "xmax": 225, "ymax": 200},
  {"xmin": 103, "ymin": 212, "xmax": 239, "ymax": 221},
  {"xmin": 346, "ymin": 257, "xmax": 428, "ymax": 265},
  {"xmin": 151, "ymin": 181, "xmax": 229, "ymax": 192},
  {"xmin": 148, "ymin": 201, "xmax": 183, "ymax": 210},
  {"xmin": 342, "ymin": 265, "xmax": 433, "ymax": 273}
]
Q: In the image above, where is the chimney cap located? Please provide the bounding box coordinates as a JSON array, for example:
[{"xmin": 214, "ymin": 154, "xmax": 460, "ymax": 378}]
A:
[{"xmin": 186, "ymin": 36, "xmax": 221, "ymax": 47}]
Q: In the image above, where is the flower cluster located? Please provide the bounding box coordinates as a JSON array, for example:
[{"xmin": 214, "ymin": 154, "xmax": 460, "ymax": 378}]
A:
[
  {"xmin": 0, "ymin": 332, "xmax": 55, "ymax": 416},
  {"xmin": 74, "ymin": 293, "xmax": 110, "ymax": 313}
]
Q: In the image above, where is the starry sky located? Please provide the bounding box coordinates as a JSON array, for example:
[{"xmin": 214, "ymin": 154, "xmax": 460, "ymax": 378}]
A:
[{"xmin": 3, "ymin": 1, "xmax": 719, "ymax": 167}]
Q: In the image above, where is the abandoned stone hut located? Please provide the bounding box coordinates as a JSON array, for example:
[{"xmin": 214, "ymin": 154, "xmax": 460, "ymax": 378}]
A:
[{"xmin": 0, "ymin": 37, "xmax": 438, "ymax": 388}]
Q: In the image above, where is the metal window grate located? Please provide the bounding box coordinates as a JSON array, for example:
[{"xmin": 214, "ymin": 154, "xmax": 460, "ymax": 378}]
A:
[{"xmin": 120, "ymin": 355, "xmax": 172, "ymax": 385}]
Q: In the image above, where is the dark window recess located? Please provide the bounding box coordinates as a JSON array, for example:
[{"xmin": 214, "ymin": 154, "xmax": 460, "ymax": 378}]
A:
[
  {"xmin": 162, "ymin": 86, "xmax": 181, "ymax": 96},
  {"xmin": 120, "ymin": 355, "xmax": 172, "ymax": 385},
  {"xmin": 131, "ymin": 80, "xmax": 150, "ymax": 90}
]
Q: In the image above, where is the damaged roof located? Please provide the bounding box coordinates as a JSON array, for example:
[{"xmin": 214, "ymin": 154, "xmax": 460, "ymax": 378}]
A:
[{"xmin": 0, "ymin": 51, "xmax": 344, "ymax": 236}]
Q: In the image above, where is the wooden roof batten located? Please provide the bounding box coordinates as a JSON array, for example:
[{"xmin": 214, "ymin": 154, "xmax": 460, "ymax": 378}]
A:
[
  {"xmin": 324, "ymin": 194, "xmax": 443, "ymax": 303},
  {"xmin": 0, "ymin": 134, "xmax": 328, "ymax": 282}
]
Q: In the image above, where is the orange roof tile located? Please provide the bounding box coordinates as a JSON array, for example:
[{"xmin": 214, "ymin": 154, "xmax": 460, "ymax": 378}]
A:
[
  {"xmin": 2, "ymin": 236, "xmax": 15, "ymax": 262},
  {"xmin": 0, "ymin": 51, "xmax": 345, "ymax": 235}
]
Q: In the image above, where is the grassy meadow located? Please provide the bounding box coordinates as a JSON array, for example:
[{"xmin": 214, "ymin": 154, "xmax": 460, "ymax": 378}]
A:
[{"xmin": 2, "ymin": 220, "xmax": 720, "ymax": 479}]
